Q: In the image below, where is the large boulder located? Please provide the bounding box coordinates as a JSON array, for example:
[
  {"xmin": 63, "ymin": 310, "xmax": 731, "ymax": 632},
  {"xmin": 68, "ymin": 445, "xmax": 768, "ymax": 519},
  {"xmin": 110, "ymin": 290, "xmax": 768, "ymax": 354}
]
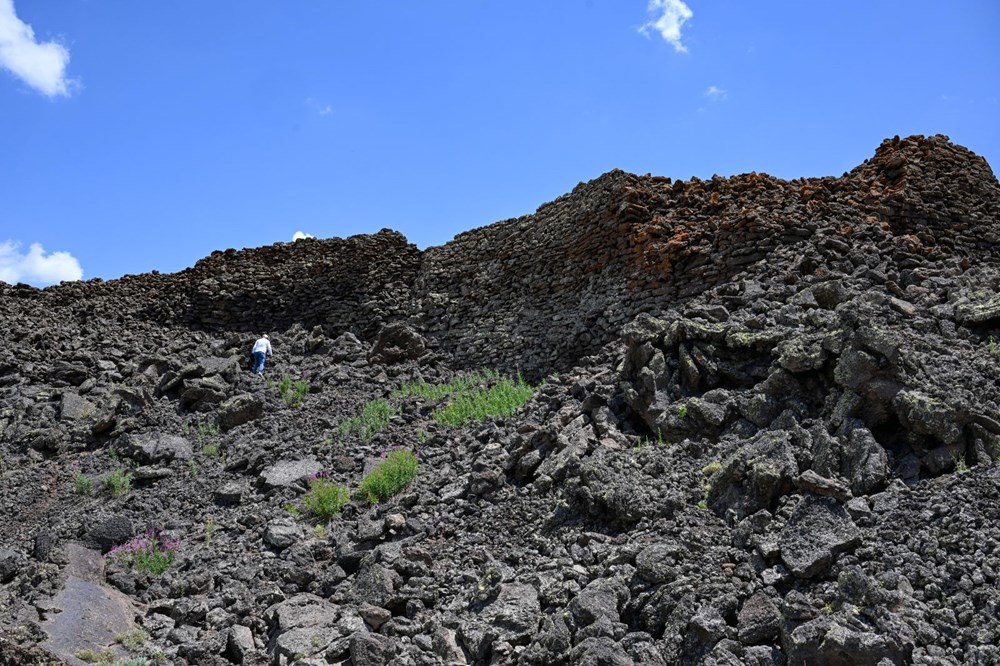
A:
[
  {"xmin": 59, "ymin": 392, "xmax": 95, "ymax": 421},
  {"xmin": 119, "ymin": 432, "xmax": 193, "ymax": 464},
  {"xmin": 812, "ymin": 426, "xmax": 889, "ymax": 496},
  {"xmin": 367, "ymin": 323, "xmax": 427, "ymax": 365},
  {"xmin": 481, "ymin": 583, "xmax": 542, "ymax": 645},
  {"xmin": 264, "ymin": 594, "xmax": 341, "ymax": 663},
  {"xmin": 0, "ymin": 548, "xmax": 23, "ymax": 584},
  {"xmin": 737, "ymin": 592, "xmax": 781, "ymax": 645},
  {"xmin": 708, "ymin": 430, "xmax": 799, "ymax": 520},
  {"xmin": 258, "ymin": 458, "xmax": 322, "ymax": 490},
  {"xmin": 217, "ymin": 394, "xmax": 264, "ymax": 430},
  {"xmin": 779, "ymin": 496, "xmax": 862, "ymax": 579},
  {"xmin": 782, "ymin": 616, "xmax": 912, "ymax": 666},
  {"xmin": 87, "ymin": 516, "xmax": 135, "ymax": 554}
]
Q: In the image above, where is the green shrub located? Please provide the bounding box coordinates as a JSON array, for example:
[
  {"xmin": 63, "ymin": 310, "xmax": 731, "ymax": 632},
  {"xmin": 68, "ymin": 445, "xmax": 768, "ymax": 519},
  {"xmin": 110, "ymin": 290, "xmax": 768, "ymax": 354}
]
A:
[
  {"xmin": 103, "ymin": 468, "xmax": 133, "ymax": 497},
  {"xmin": 432, "ymin": 374, "xmax": 534, "ymax": 428},
  {"xmin": 303, "ymin": 476, "xmax": 350, "ymax": 519},
  {"xmin": 338, "ymin": 399, "xmax": 395, "ymax": 441},
  {"xmin": 73, "ymin": 470, "xmax": 94, "ymax": 495},
  {"xmin": 677, "ymin": 403, "xmax": 688, "ymax": 419},
  {"xmin": 358, "ymin": 449, "xmax": 419, "ymax": 503}
]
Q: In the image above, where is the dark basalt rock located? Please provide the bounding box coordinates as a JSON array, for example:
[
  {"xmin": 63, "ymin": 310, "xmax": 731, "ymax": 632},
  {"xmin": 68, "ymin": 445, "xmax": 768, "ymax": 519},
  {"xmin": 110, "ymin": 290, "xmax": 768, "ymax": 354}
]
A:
[
  {"xmin": 1, "ymin": 134, "xmax": 999, "ymax": 665},
  {"xmin": 217, "ymin": 393, "xmax": 264, "ymax": 430},
  {"xmin": 367, "ymin": 323, "xmax": 428, "ymax": 365},
  {"xmin": 119, "ymin": 431, "xmax": 193, "ymax": 464},
  {"xmin": 778, "ymin": 496, "xmax": 862, "ymax": 579},
  {"xmin": 86, "ymin": 516, "xmax": 135, "ymax": 554}
]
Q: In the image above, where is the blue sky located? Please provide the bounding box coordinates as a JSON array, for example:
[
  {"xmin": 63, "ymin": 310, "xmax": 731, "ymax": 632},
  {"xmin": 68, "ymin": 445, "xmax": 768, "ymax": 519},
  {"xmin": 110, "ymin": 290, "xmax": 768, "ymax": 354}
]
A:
[{"xmin": 1, "ymin": 1, "xmax": 998, "ymax": 286}]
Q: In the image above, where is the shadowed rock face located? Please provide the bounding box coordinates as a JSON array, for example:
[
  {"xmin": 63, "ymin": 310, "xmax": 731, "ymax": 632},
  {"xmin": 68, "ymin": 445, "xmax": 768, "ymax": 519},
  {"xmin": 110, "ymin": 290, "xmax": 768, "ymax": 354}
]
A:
[{"xmin": 1, "ymin": 134, "xmax": 999, "ymax": 665}]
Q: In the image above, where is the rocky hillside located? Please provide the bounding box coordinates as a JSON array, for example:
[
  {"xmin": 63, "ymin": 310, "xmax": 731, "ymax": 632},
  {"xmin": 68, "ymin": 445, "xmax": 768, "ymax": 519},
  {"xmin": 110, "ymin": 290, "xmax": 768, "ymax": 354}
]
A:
[{"xmin": 0, "ymin": 134, "xmax": 998, "ymax": 666}]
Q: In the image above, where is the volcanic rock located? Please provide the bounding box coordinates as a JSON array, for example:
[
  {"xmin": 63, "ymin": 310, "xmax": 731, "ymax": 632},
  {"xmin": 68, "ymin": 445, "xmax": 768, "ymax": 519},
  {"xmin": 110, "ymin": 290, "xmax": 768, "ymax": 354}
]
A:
[{"xmin": 1, "ymin": 134, "xmax": 999, "ymax": 665}]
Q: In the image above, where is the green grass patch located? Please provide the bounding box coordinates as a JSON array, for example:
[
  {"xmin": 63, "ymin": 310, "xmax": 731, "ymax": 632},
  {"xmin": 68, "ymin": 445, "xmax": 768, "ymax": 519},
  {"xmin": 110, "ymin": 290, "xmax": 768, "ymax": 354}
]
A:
[
  {"xmin": 303, "ymin": 477, "xmax": 350, "ymax": 519},
  {"xmin": 358, "ymin": 449, "xmax": 419, "ymax": 503},
  {"xmin": 279, "ymin": 376, "xmax": 310, "ymax": 408},
  {"xmin": 432, "ymin": 374, "xmax": 535, "ymax": 428},
  {"xmin": 196, "ymin": 422, "xmax": 219, "ymax": 439},
  {"xmin": 73, "ymin": 470, "xmax": 94, "ymax": 495},
  {"xmin": 115, "ymin": 629, "xmax": 149, "ymax": 650},
  {"xmin": 337, "ymin": 399, "xmax": 395, "ymax": 441},
  {"xmin": 102, "ymin": 468, "xmax": 133, "ymax": 497},
  {"xmin": 72, "ymin": 649, "xmax": 114, "ymax": 664},
  {"xmin": 391, "ymin": 369, "xmax": 499, "ymax": 401}
]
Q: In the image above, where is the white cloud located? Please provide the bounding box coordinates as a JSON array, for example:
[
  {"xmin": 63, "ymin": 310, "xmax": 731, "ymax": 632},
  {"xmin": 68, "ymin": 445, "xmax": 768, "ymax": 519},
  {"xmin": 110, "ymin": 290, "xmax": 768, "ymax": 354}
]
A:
[
  {"xmin": 292, "ymin": 231, "xmax": 315, "ymax": 241},
  {"xmin": 305, "ymin": 97, "xmax": 334, "ymax": 116},
  {"xmin": 639, "ymin": 0, "xmax": 693, "ymax": 53},
  {"xmin": 0, "ymin": 240, "xmax": 83, "ymax": 286},
  {"xmin": 704, "ymin": 85, "xmax": 727, "ymax": 101},
  {"xmin": 0, "ymin": 0, "xmax": 73, "ymax": 97}
]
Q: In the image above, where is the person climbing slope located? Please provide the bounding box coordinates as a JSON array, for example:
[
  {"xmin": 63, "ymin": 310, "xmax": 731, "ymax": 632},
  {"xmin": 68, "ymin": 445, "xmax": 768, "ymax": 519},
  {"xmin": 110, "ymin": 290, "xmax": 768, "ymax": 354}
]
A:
[{"xmin": 251, "ymin": 334, "xmax": 273, "ymax": 376}]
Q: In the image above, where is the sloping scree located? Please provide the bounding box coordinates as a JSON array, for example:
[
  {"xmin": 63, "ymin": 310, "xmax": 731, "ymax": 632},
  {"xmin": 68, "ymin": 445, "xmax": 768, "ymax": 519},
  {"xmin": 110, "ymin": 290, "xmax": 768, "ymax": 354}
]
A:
[{"xmin": 0, "ymin": 134, "xmax": 999, "ymax": 665}]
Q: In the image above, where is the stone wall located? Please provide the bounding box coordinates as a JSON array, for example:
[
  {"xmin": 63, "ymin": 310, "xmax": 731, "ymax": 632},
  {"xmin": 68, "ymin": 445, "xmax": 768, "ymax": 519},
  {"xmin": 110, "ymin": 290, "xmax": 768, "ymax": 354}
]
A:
[
  {"xmin": 1, "ymin": 230, "xmax": 422, "ymax": 343},
  {"xmin": 412, "ymin": 171, "xmax": 639, "ymax": 376},
  {"xmin": 3, "ymin": 135, "xmax": 998, "ymax": 379},
  {"xmin": 173, "ymin": 229, "xmax": 420, "ymax": 339}
]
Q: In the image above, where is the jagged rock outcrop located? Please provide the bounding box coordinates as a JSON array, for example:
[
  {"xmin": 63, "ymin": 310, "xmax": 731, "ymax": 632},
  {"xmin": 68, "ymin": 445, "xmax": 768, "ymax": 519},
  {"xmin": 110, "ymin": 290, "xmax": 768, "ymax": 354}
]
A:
[{"xmin": 1, "ymin": 134, "xmax": 998, "ymax": 665}]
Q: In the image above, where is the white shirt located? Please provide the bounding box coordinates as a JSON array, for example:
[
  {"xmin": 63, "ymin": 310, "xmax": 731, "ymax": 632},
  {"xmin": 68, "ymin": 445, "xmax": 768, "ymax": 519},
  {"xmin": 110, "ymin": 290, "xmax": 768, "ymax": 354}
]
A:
[{"xmin": 252, "ymin": 338, "xmax": 272, "ymax": 355}]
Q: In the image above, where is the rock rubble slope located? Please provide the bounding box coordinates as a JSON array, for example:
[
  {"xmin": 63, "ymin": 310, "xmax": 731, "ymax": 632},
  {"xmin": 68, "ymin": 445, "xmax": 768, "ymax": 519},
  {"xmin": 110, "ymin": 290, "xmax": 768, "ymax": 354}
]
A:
[{"xmin": 1, "ymin": 134, "xmax": 999, "ymax": 666}]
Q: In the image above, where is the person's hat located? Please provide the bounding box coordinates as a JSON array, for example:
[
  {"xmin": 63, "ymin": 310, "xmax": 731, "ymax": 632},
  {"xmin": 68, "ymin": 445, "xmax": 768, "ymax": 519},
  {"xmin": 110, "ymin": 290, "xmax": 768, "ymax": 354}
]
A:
[{"xmin": 263, "ymin": 334, "xmax": 269, "ymax": 339}]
